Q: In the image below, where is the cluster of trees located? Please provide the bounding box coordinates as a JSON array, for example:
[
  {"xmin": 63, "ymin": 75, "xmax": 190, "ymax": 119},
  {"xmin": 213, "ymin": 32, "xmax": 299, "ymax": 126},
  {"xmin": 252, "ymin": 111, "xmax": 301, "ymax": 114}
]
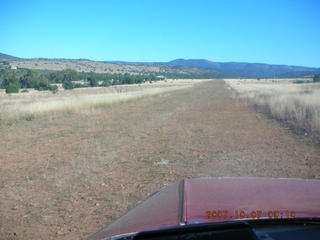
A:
[
  {"xmin": 0, "ymin": 69, "xmax": 58, "ymax": 93},
  {"xmin": 314, "ymin": 74, "xmax": 320, "ymax": 82},
  {"xmin": 0, "ymin": 61, "xmax": 10, "ymax": 68},
  {"xmin": 58, "ymin": 71, "xmax": 160, "ymax": 89},
  {"xmin": 0, "ymin": 68, "xmax": 161, "ymax": 94}
]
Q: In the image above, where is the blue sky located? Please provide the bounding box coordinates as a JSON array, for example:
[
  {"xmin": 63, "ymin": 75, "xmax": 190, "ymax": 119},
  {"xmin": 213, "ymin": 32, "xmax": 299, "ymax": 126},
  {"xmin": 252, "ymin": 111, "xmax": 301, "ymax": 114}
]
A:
[{"xmin": 0, "ymin": 0, "xmax": 319, "ymax": 67}]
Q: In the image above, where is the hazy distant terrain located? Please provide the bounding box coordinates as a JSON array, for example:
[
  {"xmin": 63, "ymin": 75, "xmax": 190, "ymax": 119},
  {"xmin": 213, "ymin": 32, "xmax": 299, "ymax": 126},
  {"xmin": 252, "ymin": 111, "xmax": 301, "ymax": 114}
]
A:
[
  {"xmin": 1, "ymin": 52, "xmax": 319, "ymax": 78},
  {"xmin": 168, "ymin": 59, "xmax": 320, "ymax": 78},
  {"xmin": 0, "ymin": 53, "xmax": 221, "ymax": 78}
]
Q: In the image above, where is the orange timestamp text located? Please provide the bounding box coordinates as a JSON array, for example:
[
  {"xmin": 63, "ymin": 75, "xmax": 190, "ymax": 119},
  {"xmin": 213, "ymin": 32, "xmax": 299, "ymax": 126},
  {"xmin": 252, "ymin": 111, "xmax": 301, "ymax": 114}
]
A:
[{"xmin": 205, "ymin": 210, "xmax": 296, "ymax": 220}]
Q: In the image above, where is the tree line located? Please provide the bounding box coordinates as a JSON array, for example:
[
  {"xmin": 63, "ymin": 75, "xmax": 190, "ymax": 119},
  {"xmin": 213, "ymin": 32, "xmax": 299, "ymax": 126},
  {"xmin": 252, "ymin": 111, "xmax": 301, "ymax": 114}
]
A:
[{"xmin": 0, "ymin": 68, "xmax": 162, "ymax": 94}]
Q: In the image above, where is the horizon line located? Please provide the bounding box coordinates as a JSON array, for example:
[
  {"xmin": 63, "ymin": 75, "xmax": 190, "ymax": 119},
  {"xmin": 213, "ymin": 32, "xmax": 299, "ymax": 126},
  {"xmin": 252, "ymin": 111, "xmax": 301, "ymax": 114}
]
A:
[{"xmin": 1, "ymin": 51, "xmax": 319, "ymax": 69}]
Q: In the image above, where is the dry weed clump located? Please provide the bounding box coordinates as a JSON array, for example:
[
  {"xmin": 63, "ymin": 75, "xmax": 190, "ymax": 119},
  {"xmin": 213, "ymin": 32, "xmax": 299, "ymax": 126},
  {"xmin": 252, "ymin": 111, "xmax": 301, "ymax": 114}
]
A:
[{"xmin": 225, "ymin": 79, "xmax": 320, "ymax": 138}]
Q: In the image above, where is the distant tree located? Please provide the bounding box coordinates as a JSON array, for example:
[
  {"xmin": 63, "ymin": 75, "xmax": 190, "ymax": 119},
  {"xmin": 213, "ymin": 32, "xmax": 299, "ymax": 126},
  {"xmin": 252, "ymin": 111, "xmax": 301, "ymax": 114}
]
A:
[
  {"xmin": 112, "ymin": 79, "xmax": 120, "ymax": 85},
  {"xmin": 313, "ymin": 74, "xmax": 320, "ymax": 82},
  {"xmin": 123, "ymin": 73, "xmax": 132, "ymax": 84},
  {"xmin": 88, "ymin": 77, "xmax": 98, "ymax": 87},
  {"xmin": 101, "ymin": 80, "xmax": 111, "ymax": 87},
  {"xmin": 20, "ymin": 69, "xmax": 34, "ymax": 88},
  {"xmin": 61, "ymin": 69, "xmax": 79, "ymax": 82},
  {"xmin": 73, "ymin": 83, "xmax": 87, "ymax": 88},
  {"xmin": 5, "ymin": 82, "xmax": 20, "ymax": 93},
  {"xmin": 48, "ymin": 71, "xmax": 63, "ymax": 83},
  {"xmin": 1, "ymin": 70, "xmax": 19, "ymax": 89},
  {"xmin": 48, "ymin": 84, "xmax": 58, "ymax": 93},
  {"xmin": 62, "ymin": 80, "xmax": 74, "ymax": 90},
  {"xmin": 33, "ymin": 74, "xmax": 50, "ymax": 90}
]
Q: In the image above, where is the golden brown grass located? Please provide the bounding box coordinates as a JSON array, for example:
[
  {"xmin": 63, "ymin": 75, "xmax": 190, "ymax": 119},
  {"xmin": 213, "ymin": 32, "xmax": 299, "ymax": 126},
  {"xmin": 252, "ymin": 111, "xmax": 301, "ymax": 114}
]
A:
[
  {"xmin": 0, "ymin": 79, "xmax": 209, "ymax": 122},
  {"xmin": 225, "ymin": 78, "xmax": 320, "ymax": 138}
]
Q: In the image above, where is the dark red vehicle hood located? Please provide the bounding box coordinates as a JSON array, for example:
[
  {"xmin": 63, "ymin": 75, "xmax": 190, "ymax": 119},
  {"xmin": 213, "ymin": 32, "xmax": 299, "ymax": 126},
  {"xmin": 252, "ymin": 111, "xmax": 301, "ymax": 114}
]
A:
[{"xmin": 88, "ymin": 177, "xmax": 320, "ymax": 240}]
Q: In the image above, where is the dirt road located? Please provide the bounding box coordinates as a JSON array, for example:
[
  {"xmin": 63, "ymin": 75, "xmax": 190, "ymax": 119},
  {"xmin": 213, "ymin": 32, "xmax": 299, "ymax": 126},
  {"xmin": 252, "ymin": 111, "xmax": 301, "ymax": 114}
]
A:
[{"xmin": 1, "ymin": 79, "xmax": 319, "ymax": 240}]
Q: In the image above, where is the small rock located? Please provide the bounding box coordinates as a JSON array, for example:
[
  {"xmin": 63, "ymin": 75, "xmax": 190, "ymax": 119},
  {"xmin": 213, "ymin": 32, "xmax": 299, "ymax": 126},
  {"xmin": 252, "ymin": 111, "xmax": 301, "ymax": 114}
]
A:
[{"xmin": 154, "ymin": 159, "xmax": 169, "ymax": 165}]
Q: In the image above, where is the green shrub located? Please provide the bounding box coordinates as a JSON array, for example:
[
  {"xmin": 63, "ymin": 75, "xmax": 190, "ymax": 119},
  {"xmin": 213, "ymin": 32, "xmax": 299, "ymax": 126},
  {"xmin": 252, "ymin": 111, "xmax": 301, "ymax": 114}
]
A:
[
  {"xmin": 293, "ymin": 80, "xmax": 308, "ymax": 84},
  {"xmin": 48, "ymin": 84, "xmax": 58, "ymax": 93},
  {"xmin": 5, "ymin": 82, "xmax": 20, "ymax": 93},
  {"xmin": 101, "ymin": 81, "xmax": 111, "ymax": 87},
  {"xmin": 88, "ymin": 77, "xmax": 99, "ymax": 87},
  {"xmin": 21, "ymin": 89, "xmax": 29, "ymax": 93},
  {"xmin": 73, "ymin": 83, "xmax": 88, "ymax": 88},
  {"xmin": 25, "ymin": 114, "xmax": 35, "ymax": 121},
  {"xmin": 62, "ymin": 81, "xmax": 74, "ymax": 90}
]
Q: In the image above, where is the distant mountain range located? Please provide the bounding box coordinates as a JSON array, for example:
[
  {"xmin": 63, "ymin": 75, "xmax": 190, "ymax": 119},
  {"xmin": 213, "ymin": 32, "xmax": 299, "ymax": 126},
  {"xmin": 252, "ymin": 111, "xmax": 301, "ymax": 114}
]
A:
[
  {"xmin": 168, "ymin": 59, "xmax": 320, "ymax": 78},
  {"xmin": 1, "ymin": 52, "xmax": 319, "ymax": 78},
  {"xmin": 0, "ymin": 52, "xmax": 20, "ymax": 60}
]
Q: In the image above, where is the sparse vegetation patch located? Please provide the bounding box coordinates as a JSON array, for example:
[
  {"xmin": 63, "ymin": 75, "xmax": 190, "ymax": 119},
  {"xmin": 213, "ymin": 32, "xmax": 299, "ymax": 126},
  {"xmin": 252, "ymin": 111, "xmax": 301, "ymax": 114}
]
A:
[
  {"xmin": 0, "ymin": 68, "xmax": 162, "ymax": 94},
  {"xmin": 0, "ymin": 79, "xmax": 207, "ymax": 122},
  {"xmin": 225, "ymin": 78, "xmax": 320, "ymax": 139}
]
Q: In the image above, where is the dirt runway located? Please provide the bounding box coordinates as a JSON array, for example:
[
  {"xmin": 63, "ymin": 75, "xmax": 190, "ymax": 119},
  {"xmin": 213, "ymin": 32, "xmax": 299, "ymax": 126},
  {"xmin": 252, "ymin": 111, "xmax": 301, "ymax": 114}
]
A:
[{"xmin": 1, "ymin": 79, "xmax": 319, "ymax": 240}]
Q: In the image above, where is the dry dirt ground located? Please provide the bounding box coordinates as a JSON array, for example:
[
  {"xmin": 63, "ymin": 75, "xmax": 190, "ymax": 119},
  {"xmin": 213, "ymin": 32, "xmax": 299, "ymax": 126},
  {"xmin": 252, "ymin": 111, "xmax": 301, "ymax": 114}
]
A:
[{"xmin": 1, "ymin": 79, "xmax": 319, "ymax": 240}]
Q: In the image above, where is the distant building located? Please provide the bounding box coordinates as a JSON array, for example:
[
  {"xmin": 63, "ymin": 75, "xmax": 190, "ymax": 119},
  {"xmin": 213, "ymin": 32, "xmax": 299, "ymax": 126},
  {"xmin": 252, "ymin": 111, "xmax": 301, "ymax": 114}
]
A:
[
  {"xmin": 156, "ymin": 75, "xmax": 165, "ymax": 79},
  {"xmin": 10, "ymin": 65, "xmax": 17, "ymax": 70}
]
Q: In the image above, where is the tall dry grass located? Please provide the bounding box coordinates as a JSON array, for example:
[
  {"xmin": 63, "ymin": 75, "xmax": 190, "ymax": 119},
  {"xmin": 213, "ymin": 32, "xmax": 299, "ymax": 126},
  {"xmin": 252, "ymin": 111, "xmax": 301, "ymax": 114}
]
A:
[
  {"xmin": 0, "ymin": 79, "xmax": 208, "ymax": 122},
  {"xmin": 225, "ymin": 79, "xmax": 320, "ymax": 138}
]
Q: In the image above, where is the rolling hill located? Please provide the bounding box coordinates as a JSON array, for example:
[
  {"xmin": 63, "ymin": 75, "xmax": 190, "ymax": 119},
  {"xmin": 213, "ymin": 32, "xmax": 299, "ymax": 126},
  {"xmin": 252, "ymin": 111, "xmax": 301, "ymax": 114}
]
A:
[
  {"xmin": 0, "ymin": 52, "xmax": 20, "ymax": 60},
  {"xmin": 0, "ymin": 52, "xmax": 319, "ymax": 78},
  {"xmin": 168, "ymin": 59, "xmax": 320, "ymax": 78}
]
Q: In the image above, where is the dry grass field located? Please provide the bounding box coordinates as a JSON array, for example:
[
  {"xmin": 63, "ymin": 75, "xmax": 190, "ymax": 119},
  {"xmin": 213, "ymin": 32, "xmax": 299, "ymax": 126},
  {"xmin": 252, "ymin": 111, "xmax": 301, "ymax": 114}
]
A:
[
  {"xmin": 225, "ymin": 78, "xmax": 320, "ymax": 140},
  {"xmin": 0, "ymin": 79, "xmax": 204, "ymax": 123}
]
